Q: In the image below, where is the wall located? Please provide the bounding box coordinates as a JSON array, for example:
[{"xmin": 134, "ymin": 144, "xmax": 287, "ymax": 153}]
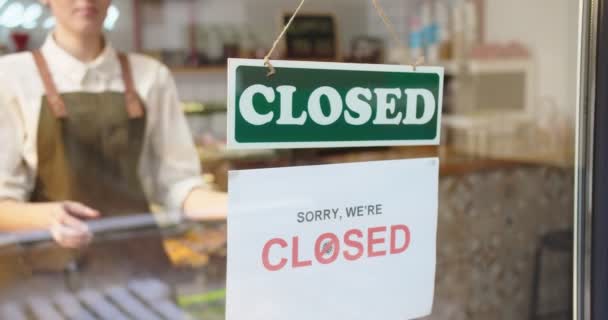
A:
[
  {"xmin": 484, "ymin": 0, "xmax": 579, "ymax": 118},
  {"xmin": 365, "ymin": 0, "xmax": 579, "ymax": 120},
  {"xmin": 242, "ymin": 0, "xmax": 367, "ymax": 57},
  {"xmin": 0, "ymin": 0, "xmax": 580, "ymax": 109},
  {"xmin": 106, "ymin": 1, "xmax": 135, "ymax": 52},
  {"xmin": 136, "ymin": 0, "xmax": 367, "ymax": 57},
  {"xmin": 426, "ymin": 166, "xmax": 573, "ymax": 320},
  {"xmin": 0, "ymin": 0, "xmax": 134, "ymax": 51},
  {"xmin": 189, "ymin": 0, "xmax": 580, "ymax": 109},
  {"xmin": 136, "ymin": 0, "xmax": 368, "ymax": 102},
  {"xmin": 174, "ymin": 0, "xmax": 580, "ymax": 108}
]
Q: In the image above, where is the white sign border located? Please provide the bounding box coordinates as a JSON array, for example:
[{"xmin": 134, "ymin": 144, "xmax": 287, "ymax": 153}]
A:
[
  {"xmin": 226, "ymin": 158, "xmax": 439, "ymax": 320},
  {"xmin": 227, "ymin": 58, "xmax": 444, "ymax": 150}
]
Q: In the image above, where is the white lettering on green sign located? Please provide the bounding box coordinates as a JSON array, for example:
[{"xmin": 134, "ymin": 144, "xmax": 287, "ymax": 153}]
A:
[
  {"xmin": 239, "ymin": 85, "xmax": 436, "ymax": 127},
  {"xmin": 228, "ymin": 59, "xmax": 443, "ymax": 148}
]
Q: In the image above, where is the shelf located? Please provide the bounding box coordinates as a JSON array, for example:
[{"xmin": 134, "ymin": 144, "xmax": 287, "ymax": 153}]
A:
[
  {"xmin": 170, "ymin": 66, "xmax": 227, "ymax": 74},
  {"xmin": 435, "ymin": 59, "xmax": 532, "ymax": 75},
  {"xmin": 182, "ymin": 101, "xmax": 226, "ymax": 114},
  {"xmin": 166, "ymin": 59, "xmax": 528, "ymax": 75},
  {"xmin": 468, "ymin": 59, "xmax": 531, "ymax": 74},
  {"xmin": 198, "ymin": 146, "xmax": 277, "ymax": 162}
]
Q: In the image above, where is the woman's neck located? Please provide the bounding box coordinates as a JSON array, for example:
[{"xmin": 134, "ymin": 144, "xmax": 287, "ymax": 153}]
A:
[{"xmin": 53, "ymin": 26, "xmax": 105, "ymax": 63}]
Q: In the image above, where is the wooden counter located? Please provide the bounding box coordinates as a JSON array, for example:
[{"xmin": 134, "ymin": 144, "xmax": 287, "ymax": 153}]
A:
[
  {"xmin": 199, "ymin": 145, "xmax": 573, "ymax": 190},
  {"xmin": 305, "ymin": 146, "xmax": 534, "ymax": 176}
]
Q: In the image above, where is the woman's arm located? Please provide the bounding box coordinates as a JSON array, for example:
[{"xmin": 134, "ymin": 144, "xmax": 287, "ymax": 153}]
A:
[
  {"xmin": 182, "ymin": 187, "xmax": 228, "ymax": 221},
  {"xmin": 0, "ymin": 200, "xmax": 99, "ymax": 248},
  {"xmin": 144, "ymin": 64, "xmax": 228, "ymax": 218},
  {"xmin": 0, "ymin": 200, "xmax": 55, "ymax": 230},
  {"xmin": 0, "ymin": 62, "xmax": 97, "ymax": 248}
]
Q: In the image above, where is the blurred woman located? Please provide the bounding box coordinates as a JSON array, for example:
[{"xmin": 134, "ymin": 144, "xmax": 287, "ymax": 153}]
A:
[{"xmin": 0, "ymin": 0, "xmax": 227, "ymax": 279}]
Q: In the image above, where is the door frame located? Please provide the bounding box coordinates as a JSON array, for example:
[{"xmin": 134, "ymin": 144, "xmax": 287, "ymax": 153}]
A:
[{"xmin": 575, "ymin": 0, "xmax": 608, "ymax": 319}]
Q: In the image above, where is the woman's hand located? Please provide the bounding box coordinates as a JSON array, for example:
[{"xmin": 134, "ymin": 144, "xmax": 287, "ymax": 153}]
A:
[
  {"xmin": 49, "ymin": 201, "xmax": 100, "ymax": 248},
  {"xmin": 183, "ymin": 188, "xmax": 228, "ymax": 221}
]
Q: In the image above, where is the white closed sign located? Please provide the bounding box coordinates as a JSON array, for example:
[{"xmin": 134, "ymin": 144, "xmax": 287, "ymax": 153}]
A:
[{"xmin": 227, "ymin": 158, "xmax": 438, "ymax": 320}]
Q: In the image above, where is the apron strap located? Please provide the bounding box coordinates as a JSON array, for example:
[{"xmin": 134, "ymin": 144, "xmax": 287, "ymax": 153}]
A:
[
  {"xmin": 117, "ymin": 52, "xmax": 144, "ymax": 119},
  {"xmin": 31, "ymin": 50, "xmax": 67, "ymax": 118},
  {"xmin": 31, "ymin": 50, "xmax": 145, "ymax": 119}
]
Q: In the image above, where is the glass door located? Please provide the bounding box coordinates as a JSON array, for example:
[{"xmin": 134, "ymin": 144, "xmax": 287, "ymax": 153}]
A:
[
  {"xmin": 0, "ymin": 0, "xmax": 586, "ymax": 319},
  {"xmin": 575, "ymin": 0, "xmax": 608, "ymax": 319}
]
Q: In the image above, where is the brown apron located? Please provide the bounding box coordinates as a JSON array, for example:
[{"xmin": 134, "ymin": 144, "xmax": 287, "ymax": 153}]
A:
[{"xmin": 0, "ymin": 50, "xmax": 172, "ymax": 295}]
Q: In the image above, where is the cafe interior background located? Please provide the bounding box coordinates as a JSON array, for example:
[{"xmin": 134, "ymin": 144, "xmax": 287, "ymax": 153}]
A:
[{"xmin": 0, "ymin": 0, "xmax": 578, "ymax": 319}]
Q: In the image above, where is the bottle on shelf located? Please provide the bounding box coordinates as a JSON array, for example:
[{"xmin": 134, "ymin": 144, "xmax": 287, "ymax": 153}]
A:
[
  {"xmin": 451, "ymin": 0, "xmax": 479, "ymax": 63},
  {"xmin": 435, "ymin": 0, "xmax": 452, "ymax": 61},
  {"xmin": 409, "ymin": 16, "xmax": 424, "ymax": 62},
  {"xmin": 451, "ymin": 0, "xmax": 466, "ymax": 64},
  {"xmin": 463, "ymin": 0, "xmax": 479, "ymax": 54},
  {"xmin": 10, "ymin": 31, "xmax": 30, "ymax": 52},
  {"xmin": 420, "ymin": 0, "xmax": 439, "ymax": 63}
]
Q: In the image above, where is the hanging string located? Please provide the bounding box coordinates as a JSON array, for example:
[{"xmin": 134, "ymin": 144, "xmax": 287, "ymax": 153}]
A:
[
  {"xmin": 371, "ymin": 0, "xmax": 424, "ymax": 70},
  {"xmin": 263, "ymin": 0, "xmax": 307, "ymax": 77},
  {"xmin": 263, "ymin": 0, "xmax": 423, "ymax": 76}
]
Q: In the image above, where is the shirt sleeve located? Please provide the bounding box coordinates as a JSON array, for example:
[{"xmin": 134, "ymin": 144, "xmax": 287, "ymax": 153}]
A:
[
  {"xmin": 0, "ymin": 84, "xmax": 30, "ymax": 201},
  {"xmin": 143, "ymin": 64, "xmax": 206, "ymax": 211}
]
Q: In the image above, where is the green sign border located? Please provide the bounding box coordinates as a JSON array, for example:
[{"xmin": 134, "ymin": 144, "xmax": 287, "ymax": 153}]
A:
[{"xmin": 227, "ymin": 58, "xmax": 444, "ymax": 149}]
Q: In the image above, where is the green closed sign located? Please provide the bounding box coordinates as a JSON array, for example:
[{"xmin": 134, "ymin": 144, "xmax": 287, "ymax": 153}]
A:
[{"xmin": 227, "ymin": 59, "xmax": 443, "ymax": 149}]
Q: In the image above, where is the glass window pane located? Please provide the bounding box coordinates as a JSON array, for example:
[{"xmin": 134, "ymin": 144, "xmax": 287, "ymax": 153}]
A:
[{"xmin": 0, "ymin": 0, "xmax": 578, "ymax": 319}]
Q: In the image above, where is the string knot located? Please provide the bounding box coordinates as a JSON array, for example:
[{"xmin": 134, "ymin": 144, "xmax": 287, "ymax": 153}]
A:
[
  {"xmin": 263, "ymin": 0, "xmax": 307, "ymax": 77},
  {"xmin": 263, "ymin": 57, "xmax": 276, "ymax": 77}
]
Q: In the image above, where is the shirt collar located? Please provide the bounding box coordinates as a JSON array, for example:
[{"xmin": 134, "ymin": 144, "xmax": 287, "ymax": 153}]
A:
[{"xmin": 40, "ymin": 32, "xmax": 121, "ymax": 84}]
